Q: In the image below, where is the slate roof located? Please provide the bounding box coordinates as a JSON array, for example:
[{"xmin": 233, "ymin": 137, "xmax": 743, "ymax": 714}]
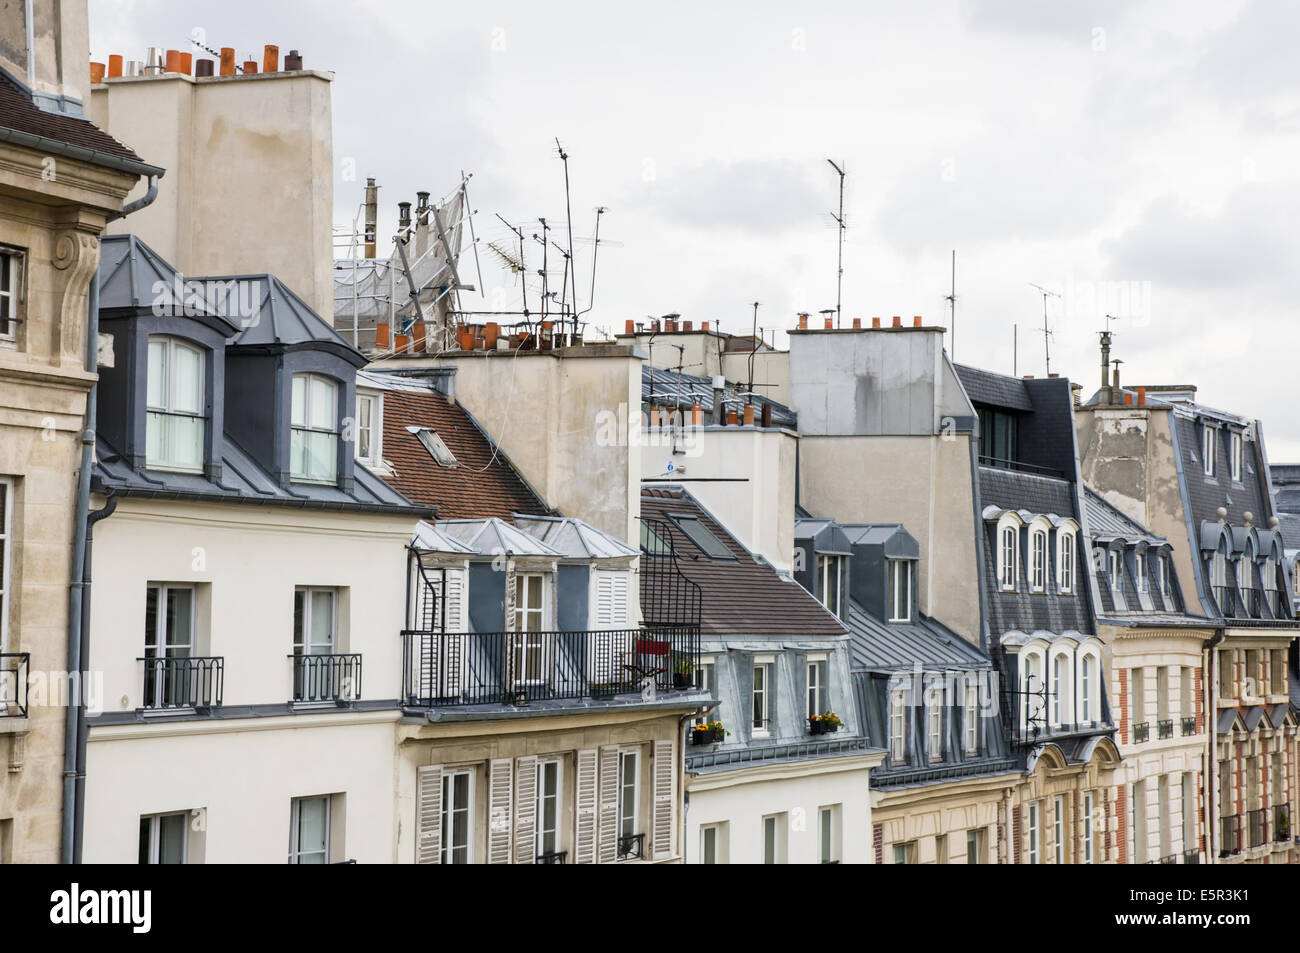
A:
[
  {"xmin": 640, "ymin": 486, "xmax": 846, "ymax": 637},
  {"xmin": 98, "ymin": 234, "xmax": 233, "ymax": 327},
  {"xmin": 208, "ymin": 273, "xmax": 363, "ymax": 364},
  {"xmin": 954, "ymin": 363, "xmax": 1034, "ymax": 412},
  {"xmin": 1276, "ymin": 513, "xmax": 1300, "ymax": 553},
  {"xmin": 511, "ymin": 515, "xmax": 637, "ymax": 560},
  {"xmin": 1084, "ymin": 486, "xmax": 1165, "ymax": 544},
  {"xmin": 434, "ymin": 518, "xmax": 563, "ymax": 557},
  {"xmin": 845, "ymin": 599, "xmax": 988, "ymax": 672},
  {"xmin": 0, "ymin": 70, "xmax": 158, "ymax": 172},
  {"xmin": 369, "ymin": 378, "xmax": 549, "ymax": 522},
  {"xmin": 642, "ymin": 365, "xmax": 797, "ymax": 428},
  {"xmin": 1172, "ymin": 409, "xmax": 1273, "ymax": 535}
]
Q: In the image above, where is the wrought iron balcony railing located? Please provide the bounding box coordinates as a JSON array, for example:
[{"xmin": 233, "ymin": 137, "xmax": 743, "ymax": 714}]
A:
[
  {"xmin": 1181, "ymin": 716, "xmax": 1197, "ymax": 736},
  {"xmin": 139, "ymin": 656, "xmax": 223, "ymax": 710},
  {"xmin": 1239, "ymin": 587, "xmax": 1264, "ymax": 619},
  {"xmin": 1183, "ymin": 849, "xmax": 1199, "ymax": 864},
  {"xmin": 1132, "ymin": 721, "xmax": 1150, "ymax": 743},
  {"xmin": 537, "ymin": 850, "xmax": 567, "ymax": 864},
  {"xmin": 0, "ymin": 653, "xmax": 30, "ymax": 717},
  {"xmin": 1274, "ymin": 806, "xmax": 1291, "ymax": 842},
  {"xmin": 617, "ymin": 833, "xmax": 645, "ymax": 861},
  {"xmin": 1157, "ymin": 719, "xmax": 1174, "ymax": 740},
  {"xmin": 401, "ymin": 626, "xmax": 700, "ymax": 708},
  {"xmin": 1159, "ymin": 853, "xmax": 1178, "ymax": 864},
  {"xmin": 1211, "ymin": 585, "xmax": 1236, "ymax": 617},
  {"xmin": 1248, "ymin": 808, "xmax": 1267, "ymax": 848},
  {"xmin": 1219, "ymin": 815, "xmax": 1241, "ymax": 857},
  {"xmin": 289, "ymin": 653, "xmax": 362, "ymax": 703}
]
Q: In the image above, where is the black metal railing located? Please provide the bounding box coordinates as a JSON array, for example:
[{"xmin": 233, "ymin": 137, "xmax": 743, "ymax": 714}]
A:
[
  {"xmin": 1274, "ymin": 806, "xmax": 1290, "ymax": 842},
  {"xmin": 537, "ymin": 850, "xmax": 567, "ymax": 864},
  {"xmin": 1157, "ymin": 719, "xmax": 1173, "ymax": 740},
  {"xmin": 289, "ymin": 653, "xmax": 362, "ymax": 703},
  {"xmin": 1184, "ymin": 849, "xmax": 1199, "ymax": 864},
  {"xmin": 1211, "ymin": 585, "xmax": 1236, "ymax": 617},
  {"xmin": 139, "ymin": 656, "xmax": 223, "ymax": 710},
  {"xmin": 1181, "ymin": 716, "xmax": 1197, "ymax": 736},
  {"xmin": 0, "ymin": 653, "xmax": 30, "ymax": 717},
  {"xmin": 1219, "ymin": 815, "xmax": 1241, "ymax": 857},
  {"xmin": 1239, "ymin": 587, "xmax": 1263, "ymax": 619},
  {"xmin": 978, "ymin": 457, "xmax": 1066, "ymax": 479},
  {"xmin": 1263, "ymin": 588, "xmax": 1288, "ymax": 619},
  {"xmin": 617, "ymin": 833, "xmax": 644, "ymax": 861},
  {"xmin": 1133, "ymin": 721, "xmax": 1150, "ymax": 743},
  {"xmin": 1160, "ymin": 853, "xmax": 1178, "ymax": 864},
  {"xmin": 1248, "ymin": 808, "xmax": 1267, "ymax": 848},
  {"xmin": 401, "ymin": 626, "xmax": 700, "ymax": 708}
]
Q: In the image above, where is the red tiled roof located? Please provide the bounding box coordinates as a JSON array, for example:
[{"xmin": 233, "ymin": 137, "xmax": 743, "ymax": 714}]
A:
[
  {"xmin": 641, "ymin": 487, "xmax": 846, "ymax": 637},
  {"xmin": 377, "ymin": 387, "xmax": 548, "ymax": 522},
  {"xmin": 0, "ymin": 78, "xmax": 148, "ymax": 166}
]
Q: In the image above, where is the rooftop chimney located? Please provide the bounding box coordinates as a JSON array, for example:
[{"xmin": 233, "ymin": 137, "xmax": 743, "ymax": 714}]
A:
[
  {"xmin": 108, "ymin": 54, "xmax": 123, "ymax": 78},
  {"xmin": 263, "ymin": 45, "xmax": 279, "ymax": 73},
  {"xmin": 284, "ymin": 50, "xmax": 304, "ymax": 70},
  {"xmin": 871, "ymin": 317, "xmax": 881, "ymax": 328},
  {"xmin": 912, "ymin": 315, "xmax": 922, "ymax": 327},
  {"xmin": 416, "ymin": 191, "xmax": 430, "ymax": 213},
  {"xmin": 892, "ymin": 316, "xmax": 902, "ymax": 328},
  {"xmin": 398, "ymin": 201, "xmax": 411, "ymax": 229},
  {"xmin": 364, "ymin": 178, "xmax": 378, "ymax": 259},
  {"xmin": 1099, "ymin": 330, "xmax": 1113, "ymax": 404},
  {"xmin": 219, "ymin": 47, "xmax": 236, "ymax": 76},
  {"xmin": 196, "ymin": 58, "xmax": 214, "ymax": 77}
]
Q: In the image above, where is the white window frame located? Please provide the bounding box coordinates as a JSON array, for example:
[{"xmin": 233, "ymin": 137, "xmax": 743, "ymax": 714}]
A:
[
  {"xmin": 1230, "ymin": 431, "xmax": 1242, "ymax": 481},
  {"xmin": 998, "ymin": 519, "xmax": 1020, "ymax": 592},
  {"xmin": 1049, "ymin": 648, "xmax": 1072, "ymax": 728},
  {"xmin": 1022, "ymin": 647, "xmax": 1046, "ymax": 735},
  {"xmin": 927, "ymin": 690, "xmax": 943, "ymax": 762},
  {"xmin": 1053, "ymin": 795, "xmax": 1064, "ymax": 865},
  {"xmin": 288, "ymin": 795, "xmax": 331, "ymax": 864},
  {"xmin": 512, "ymin": 573, "xmax": 549, "ymax": 686},
  {"xmin": 1057, "ymin": 524, "xmax": 1077, "ymax": 594},
  {"xmin": 1158, "ymin": 555, "xmax": 1169, "ymax": 600},
  {"xmin": 140, "ymin": 811, "xmax": 189, "ymax": 864},
  {"xmin": 0, "ymin": 248, "xmax": 23, "ymax": 343},
  {"xmin": 146, "ymin": 335, "xmax": 206, "ymax": 473},
  {"xmin": 818, "ymin": 805, "xmax": 841, "ymax": 864},
  {"xmin": 888, "ymin": 559, "xmax": 912, "ymax": 621},
  {"xmin": 354, "ymin": 390, "xmax": 382, "ymax": 466},
  {"xmin": 144, "ymin": 583, "xmax": 196, "ymax": 708},
  {"xmin": 762, "ymin": 813, "xmax": 787, "ymax": 865},
  {"xmin": 440, "ymin": 769, "xmax": 474, "ymax": 864},
  {"xmin": 890, "ymin": 689, "xmax": 906, "ymax": 762},
  {"xmin": 617, "ymin": 748, "xmax": 639, "ymax": 843},
  {"xmin": 1202, "ymin": 423, "xmax": 1216, "ymax": 476},
  {"xmin": 1108, "ymin": 550, "xmax": 1120, "ymax": 590},
  {"xmin": 1027, "ymin": 802, "xmax": 1040, "ymax": 865},
  {"xmin": 293, "ymin": 587, "xmax": 337, "ymax": 656},
  {"xmin": 0, "ymin": 479, "xmax": 11, "ymax": 653},
  {"xmin": 536, "ymin": 758, "xmax": 562, "ymax": 859},
  {"xmin": 752, "ymin": 660, "xmax": 772, "ymax": 736},
  {"xmin": 700, "ymin": 823, "xmax": 725, "ymax": 864},
  {"xmin": 1030, "ymin": 527, "xmax": 1048, "ymax": 593},
  {"xmin": 966, "ymin": 828, "xmax": 984, "ymax": 865},
  {"xmin": 1077, "ymin": 646, "xmax": 1100, "ymax": 725},
  {"xmin": 1083, "ymin": 791, "xmax": 1094, "ymax": 864},
  {"xmin": 290, "ymin": 372, "xmax": 340, "ymax": 484},
  {"xmin": 1135, "ymin": 551, "xmax": 1148, "ymax": 593},
  {"xmin": 963, "ymin": 681, "xmax": 979, "ymax": 755},
  {"xmin": 805, "ymin": 656, "xmax": 827, "ymax": 719},
  {"xmin": 816, "ymin": 555, "xmax": 841, "ymax": 615}
]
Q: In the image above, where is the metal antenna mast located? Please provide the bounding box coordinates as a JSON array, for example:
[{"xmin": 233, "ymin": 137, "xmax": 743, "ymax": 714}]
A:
[
  {"xmin": 748, "ymin": 301, "xmax": 759, "ymax": 402},
  {"xmin": 945, "ymin": 250, "xmax": 957, "ymax": 358},
  {"xmin": 827, "ymin": 159, "xmax": 846, "ymax": 328},
  {"xmin": 495, "ymin": 213, "xmax": 528, "ymax": 316},
  {"xmin": 1028, "ymin": 282, "xmax": 1061, "ymax": 376},
  {"xmin": 556, "ymin": 139, "xmax": 578, "ymax": 341}
]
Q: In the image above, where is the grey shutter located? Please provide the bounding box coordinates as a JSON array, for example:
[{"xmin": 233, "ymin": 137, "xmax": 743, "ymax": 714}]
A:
[
  {"xmin": 651, "ymin": 739, "xmax": 674, "ymax": 860},
  {"xmin": 514, "ymin": 755, "xmax": 538, "ymax": 864},
  {"xmin": 597, "ymin": 745, "xmax": 620, "ymax": 863},
  {"xmin": 488, "ymin": 758, "xmax": 513, "ymax": 864},
  {"xmin": 415, "ymin": 764, "xmax": 442, "ymax": 864},
  {"xmin": 575, "ymin": 748, "xmax": 598, "ymax": 863}
]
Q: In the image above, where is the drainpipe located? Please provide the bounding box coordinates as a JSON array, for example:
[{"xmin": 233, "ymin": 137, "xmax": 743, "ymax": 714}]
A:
[
  {"xmin": 1204, "ymin": 628, "xmax": 1225, "ymax": 864},
  {"xmin": 24, "ymin": 0, "xmax": 35, "ymax": 89},
  {"xmin": 61, "ymin": 174, "xmax": 162, "ymax": 863}
]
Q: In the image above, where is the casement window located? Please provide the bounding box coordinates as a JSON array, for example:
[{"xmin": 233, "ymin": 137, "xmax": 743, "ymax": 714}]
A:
[
  {"xmin": 143, "ymin": 584, "xmax": 195, "ymax": 709},
  {"xmin": 293, "ymin": 587, "xmax": 339, "ymax": 701},
  {"xmin": 1050, "ymin": 651, "xmax": 1070, "ymax": 727},
  {"xmin": 1030, "ymin": 529, "xmax": 1047, "ymax": 592},
  {"xmin": 967, "ymin": 828, "xmax": 985, "ymax": 865},
  {"xmin": 0, "ymin": 480, "xmax": 10, "ymax": 652},
  {"xmin": 1135, "ymin": 552, "xmax": 1148, "ymax": 593},
  {"xmin": 288, "ymin": 796, "xmax": 331, "ymax": 864},
  {"xmin": 1237, "ymin": 555, "xmax": 1252, "ymax": 593},
  {"xmin": 888, "ymin": 559, "xmax": 912, "ymax": 621},
  {"xmin": 1058, "ymin": 530, "xmax": 1075, "ymax": 594},
  {"xmin": 617, "ymin": 750, "xmax": 639, "ymax": 842},
  {"xmin": 816, "ymin": 555, "xmax": 842, "ymax": 614},
  {"xmin": 1022, "ymin": 652, "xmax": 1045, "ymax": 733},
  {"xmin": 1230, "ymin": 431, "xmax": 1243, "ymax": 482},
  {"xmin": 536, "ymin": 759, "xmax": 561, "ymax": 859},
  {"xmin": 963, "ymin": 681, "xmax": 979, "ymax": 755},
  {"xmin": 1027, "ymin": 802, "xmax": 1040, "ymax": 864},
  {"xmin": 0, "ymin": 249, "xmax": 23, "ymax": 342},
  {"xmin": 752, "ymin": 662, "xmax": 772, "ymax": 735},
  {"xmin": 998, "ymin": 525, "xmax": 1018, "ymax": 591},
  {"xmin": 512, "ymin": 573, "xmax": 548, "ymax": 685},
  {"xmin": 892, "ymin": 841, "xmax": 916, "ymax": 864},
  {"xmin": 805, "ymin": 658, "xmax": 827, "ymax": 719},
  {"xmin": 139, "ymin": 811, "xmax": 188, "ymax": 864},
  {"xmin": 354, "ymin": 391, "xmax": 381, "ymax": 465},
  {"xmin": 1108, "ymin": 550, "xmax": 1120, "ymax": 590},
  {"xmin": 701, "ymin": 824, "xmax": 727, "ymax": 864},
  {"xmin": 440, "ymin": 770, "xmax": 473, "ymax": 864},
  {"xmin": 1083, "ymin": 792, "xmax": 1095, "ymax": 864},
  {"xmin": 290, "ymin": 373, "xmax": 339, "ymax": 484},
  {"xmin": 819, "ymin": 805, "xmax": 841, "ymax": 864},
  {"xmin": 926, "ymin": 688, "xmax": 943, "ymax": 762},
  {"xmin": 1053, "ymin": 796, "xmax": 1065, "ymax": 864},
  {"xmin": 1078, "ymin": 651, "xmax": 1099, "ymax": 724},
  {"xmin": 1202, "ymin": 423, "xmax": 1216, "ymax": 476},
  {"xmin": 1157, "ymin": 555, "xmax": 1169, "ymax": 601},
  {"xmin": 763, "ymin": 814, "xmax": 788, "ymax": 864},
  {"xmin": 693, "ymin": 662, "xmax": 714, "ymax": 726},
  {"xmin": 146, "ymin": 336, "xmax": 205, "ymax": 473},
  {"xmin": 889, "ymin": 690, "xmax": 906, "ymax": 762}
]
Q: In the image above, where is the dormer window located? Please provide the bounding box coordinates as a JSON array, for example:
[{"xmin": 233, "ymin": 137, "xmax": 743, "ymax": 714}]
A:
[
  {"xmin": 291, "ymin": 373, "xmax": 339, "ymax": 484},
  {"xmin": 1230, "ymin": 431, "xmax": 1243, "ymax": 481},
  {"xmin": 355, "ymin": 391, "xmax": 381, "ymax": 467},
  {"xmin": 1030, "ymin": 527, "xmax": 1047, "ymax": 593},
  {"xmin": 1135, "ymin": 552, "xmax": 1147, "ymax": 593},
  {"xmin": 1108, "ymin": 550, "xmax": 1120, "ymax": 590},
  {"xmin": 1058, "ymin": 529, "xmax": 1076, "ymax": 594},
  {"xmin": 998, "ymin": 523, "xmax": 1018, "ymax": 592},
  {"xmin": 1202, "ymin": 424, "xmax": 1216, "ymax": 477},
  {"xmin": 887, "ymin": 559, "xmax": 912, "ymax": 621},
  {"xmin": 816, "ymin": 555, "xmax": 843, "ymax": 614},
  {"xmin": 1157, "ymin": 555, "xmax": 1169, "ymax": 601},
  {"xmin": 146, "ymin": 336, "xmax": 205, "ymax": 473}
]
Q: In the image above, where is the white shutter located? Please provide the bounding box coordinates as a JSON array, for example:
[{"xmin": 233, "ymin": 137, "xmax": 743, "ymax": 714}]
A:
[
  {"xmin": 514, "ymin": 755, "xmax": 538, "ymax": 864},
  {"xmin": 651, "ymin": 739, "xmax": 674, "ymax": 860},
  {"xmin": 594, "ymin": 571, "xmax": 630, "ymax": 629},
  {"xmin": 415, "ymin": 764, "xmax": 443, "ymax": 864},
  {"xmin": 505, "ymin": 568, "xmax": 517, "ymax": 632},
  {"xmin": 488, "ymin": 758, "xmax": 513, "ymax": 864},
  {"xmin": 575, "ymin": 748, "xmax": 598, "ymax": 864},
  {"xmin": 598, "ymin": 745, "xmax": 620, "ymax": 863},
  {"xmin": 445, "ymin": 570, "xmax": 465, "ymax": 631}
]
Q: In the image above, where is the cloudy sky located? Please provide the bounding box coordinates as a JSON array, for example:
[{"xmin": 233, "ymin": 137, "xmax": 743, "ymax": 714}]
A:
[{"xmin": 91, "ymin": 1, "xmax": 1300, "ymax": 456}]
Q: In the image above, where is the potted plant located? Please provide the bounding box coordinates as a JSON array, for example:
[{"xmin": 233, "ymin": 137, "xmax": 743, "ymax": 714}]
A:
[
  {"xmin": 672, "ymin": 656, "xmax": 695, "ymax": 690},
  {"xmin": 808, "ymin": 713, "xmax": 826, "ymax": 735},
  {"xmin": 709, "ymin": 720, "xmax": 727, "ymax": 743},
  {"xmin": 590, "ymin": 682, "xmax": 617, "ymax": 701},
  {"xmin": 821, "ymin": 712, "xmax": 843, "ymax": 733},
  {"xmin": 690, "ymin": 724, "xmax": 713, "ymax": 746}
]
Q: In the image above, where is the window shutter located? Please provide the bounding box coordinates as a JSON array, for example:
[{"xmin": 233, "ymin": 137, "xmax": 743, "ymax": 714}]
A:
[
  {"xmin": 595, "ymin": 571, "xmax": 630, "ymax": 629},
  {"xmin": 445, "ymin": 570, "xmax": 465, "ymax": 631},
  {"xmin": 575, "ymin": 748, "xmax": 598, "ymax": 864},
  {"xmin": 415, "ymin": 764, "xmax": 442, "ymax": 864},
  {"xmin": 488, "ymin": 758, "xmax": 513, "ymax": 864},
  {"xmin": 597, "ymin": 745, "xmax": 619, "ymax": 863},
  {"xmin": 505, "ymin": 568, "xmax": 517, "ymax": 632},
  {"xmin": 514, "ymin": 755, "xmax": 538, "ymax": 864},
  {"xmin": 651, "ymin": 739, "xmax": 674, "ymax": 860}
]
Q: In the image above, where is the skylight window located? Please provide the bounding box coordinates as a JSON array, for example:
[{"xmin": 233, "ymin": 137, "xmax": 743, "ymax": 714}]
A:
[
  {"xmin": 408, "ymin": 427, "xmax": 457, "ymax": 468},
  {"xmin": 667, "ymin": 513, "xmax": 734, "ymax": 560}
]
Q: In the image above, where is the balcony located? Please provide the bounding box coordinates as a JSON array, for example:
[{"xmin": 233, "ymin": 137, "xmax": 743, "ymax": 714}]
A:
[
  {"xmin": 617, "ymin": 833, "xmax": 645, "ymax": 861},
  {"xmin": 1264, "ymin": 587, "xmax": 1290, "ymax": 619},
  {"xmin": 1159, "ymin": 854, "xmax": 1178, "ymax": 864},
  {"xmin": 1219, "ymin": 815, "xmax": 1241, "ymax": 857},
  {"xmin": 537, "ymin": 850, "xmax": 567, "ymax": 864},
  {"xmin": 1181, "ymin": 716, "xmax": 1196, "ymax": 736},
  {"xmin": 138, "ymin": 656, "xmax": 224, "ymax": 710},
  {"xmin": 1157, "ymin": 719, "xmax": 1174, "ymax": 740},
  {"xmin": 289, "ymin": 653, "xmax": 362, "ymax": 704},
  {"xmin": 1132, "ymin": 721, "xmax": 1150, "ymax": 743},
  {"xmin": 1183, "ymin": 849, "xmax": 1199, "ymax": 864},
  {"xmin": 1274, "ymin": 806, "xmax": 1291, "ymax": 843},
  {"xmin": 400, "ymin": 626, "xmax": 700, "ymax": 708},
  {"xmin": 1248, "ymin": 808, "xmax": 1267, "ymax": 848},
  {"xmin": 0, "ymin": 653, "xmax": 30, "ymax": 717},
  {"xmin": 1211, "ymin": 585, "xmax": 1236, "ymax": 617}
]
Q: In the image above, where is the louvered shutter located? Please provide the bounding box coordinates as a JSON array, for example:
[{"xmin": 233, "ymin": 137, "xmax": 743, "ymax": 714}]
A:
[
  {"xmin": 575, "ymin": 748, "xmax": 598, "ymax": 864},
  {"xmin": 488, "ymin": 758, "xmax": 513, "ymax": 863},
  {"xmin": 415, "ymin": 764, "xmax": 443, "ymax": 864},
  {"xmin": 514, "ymin": 755, "xmax": 538, "ymax": 864},
  {"xmin": 651, "ymin": 739, "xmax": 674, "ymax": 860},
  {"xmin": 594, "ymin": 571, "xmax": 631, "ymax": 629},
  {"xmin": 597, "ymin": 745, "xmax": 619, "ymax": 863}
]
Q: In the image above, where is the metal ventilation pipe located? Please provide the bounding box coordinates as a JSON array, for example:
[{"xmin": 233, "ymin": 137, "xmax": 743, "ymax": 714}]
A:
[{"xmin": 363, "ymin": 177, "xmax": 378, "ymax": 259}]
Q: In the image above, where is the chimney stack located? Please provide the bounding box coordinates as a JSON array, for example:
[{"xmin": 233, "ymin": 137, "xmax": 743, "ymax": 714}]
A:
[
  {"xmin": 196, "ymin": 59, "xmax": 214, "ymax": 77},
  {"xmin": 912, "ymin": 315, "xmax": 922, "ymax": 327},
  {"xmin": 871, "ymin": 317, "xmax": 881, "ymax": 328},
  {"xmin": 284, "ymin": 50, "xmax": 303, "ymax": 70},
  {"xmin": 1099, "ymin": 330, "xmax": 1112, "ymax": 404},
  {"xmin": 892, "ymin": 316, "xmax": 902, "ymax": 328},
  {"xmin": 108, "ymin": 54, "xmax": 123, "ymax": 78},
  {"xmin": 263, "ymin": 45, "xmax": 279, "ymax": 73},
  {"xmin": 398, "ymin": 201, "xmax": 411, "ymax": 230},
  {"xmin": 364, "ymin": 178, "xmax": 378, "ymax": 259},
  {"xmin": 219, "ymin": 48, "xmax": 236, "ymax": 76}
]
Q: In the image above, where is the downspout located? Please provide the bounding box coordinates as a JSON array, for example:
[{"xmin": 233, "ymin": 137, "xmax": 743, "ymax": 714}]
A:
[
  {"xmin": 1204, "ymin": 628, "xmax": 1225, "ymax": 863},
  {"xmin": 61, "ymin": 173, "xmax": 162, "ymax": 863},
  {"xmin": 24, "ymin": 0, "xmax": 35, "ymax": 89}
]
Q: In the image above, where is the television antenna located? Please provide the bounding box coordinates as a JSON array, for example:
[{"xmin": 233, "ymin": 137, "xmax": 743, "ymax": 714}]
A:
[
  {"xmin": 827, "ymin": 160, "xmax": 846, "ymax": 328},
  {"xmin": 944, "ymin": 250, "xmax": 957, "ymax": 359},
  {"xmin": 1028, "ymin": 282, "xmax": 1061, "ymax": 376}
]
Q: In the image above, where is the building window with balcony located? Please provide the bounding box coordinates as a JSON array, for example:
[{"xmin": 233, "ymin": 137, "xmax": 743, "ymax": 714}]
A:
[
  {"xmin": 293, "ymin": 587, "xmax": 342, "ymax": 701},
  {"xmin": 146, "ymin": 336, "xmax": 205, "ymax": 473},
  {"xmin": 816, "ymin": 555, "xmax": 842, "ymax": 615},
  {"xmin": 354, "ymin": 391, "xmax": 381, "ymax": 467},
  {"xmin": 1230, "ymin": 431, "xmax": 1243, "ymax": 482},
  {"xmin": 139, "ymin": 811, "xmax": 190, "ymax": 864},
  {"xmin": 806, "ymin": 657, "xmax": 827, "ymax": 719},
  {"xmin": 1030, "ymin": 528, "xmax": 1047, "ymax": 592},
  {"xmin": 143, "ymin": 584, "xmax": 196, "ymax": 709},
  {"xmin": 441, "ymin": 769, "xmax": 473, "ymax": 864},
  {"xmin": 752, "ymin": 661, "xmax": 772, "ymax": 736},
  {"xmin": 926, "ymin": 686, "xmax": 943, "ymax": 763},
  {"xmin": 888, "ymin": 558, "xmax": 912, "ymax": 621},
  {"xmin": 290, "ymin": 373, "xmax": 339, "ymax": 484},
  {"xmin": 288, "ymin": 795, "xmax": 331, "ymax": 864},
  {"xmin": 1202, "ymin": 423, "xmax": 1217, "ymax": 476},
  {"xmin": 998, "ymin": 523, "xmax": 1018, "ymax": 592},
  {"xmin": 963, "ymin": 681, "xmax": 979, "ymax": 755},
  {"xmin": 618, "ymin": 749, "xmax": 640, "ymax": 854},
  {"xmin": 513, "ymin": 573, "xmax": 549, "ymax": 686},
  {"xmin": 0, "ymin": 249, "xmax": 23, "ymax": 344},
  {"xmin": 1058, "ymin": 529, "xmax": 1075, "ymax": 594},
  {"xmin": 890, "ymin": 689, "xmax": 906, "ymax": 762},
  {"xmin": 536, "ymin": 759, "xmax": 562, "ymax": 861}
]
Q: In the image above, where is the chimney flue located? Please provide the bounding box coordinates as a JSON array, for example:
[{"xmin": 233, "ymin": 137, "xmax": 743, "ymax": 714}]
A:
[
  {"xmin": 263, "ymin": 45, "xmax": 279, "ymax": 73},
  {"xmin": 1099, "ymin": 330, "xmax": 1112, "ymax": 404},
  {"xmin": 364, "ymin": 178, "xmax": 378, "ymax": 259},
  {"xmin": 284, "ymin": 50, "xmax": 303, "ymax": 70}
]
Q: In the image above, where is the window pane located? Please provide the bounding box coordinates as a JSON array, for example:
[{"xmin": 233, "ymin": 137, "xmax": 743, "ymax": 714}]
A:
[
  {"xmin": 158, "ymin": 813, "xmax": 187, "ymax": 864},
  {"xmin": 310, "ymin": 590, "xmax": 334, "ymax": 651},
  {"xmin": 309, "ymin": 377, "xmax": 336, "ymax": 430},
  {"xmin": 147, "ymin": 339, "xmax": 167, "ymax": 409},
  {"xmin": 165, "ymin": 589, "xmax": 193, "ymax": 655},
  {"xmin": 171, "ymin": 344, "xmax": 202, "ymax": 413},
  {"xmin": 165, "ymin": 413, "xmax": 204, "ymax": 471},
  {"xmin": 294, "ymin": 798, "xmax": 328, "ymax": 863},
  {"xmin": 291, "ymin": 375, "xmax": 307, "ymax": 427}
]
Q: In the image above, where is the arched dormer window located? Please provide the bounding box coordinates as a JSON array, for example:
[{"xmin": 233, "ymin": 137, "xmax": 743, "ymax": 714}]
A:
[
  {"xmin": 291, "ymin": 373, "xmax": 340, "ymax": 484},
  {"xmin": 146, "ymin": 335, "xmax": 205, "ymax": 473},
  {"xmin": 1237, "ymin": 544, "xmax": 1256, "ymax": 615},
  {"xmin": 1057, "ymin": 521, "xmax": 1078, "ymax": 594},
  {"xmin": 1029, "ymin": 518, "xmax": 1050, "ymax": 593},
  {"xmin": 1076, "ymin": 644, "xmax": 1101, "ymax": 724},
  {"xmin": 1020, "ymin": 644, "xmax": 1047, "ymax": 737},
  {"xmin": 997, "ymin": 514, "xmax": 1022, "ymax": 592},
  {"xmin": 1049, "ymin": 644, "xmax": 1074, "ymax": 729}
]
